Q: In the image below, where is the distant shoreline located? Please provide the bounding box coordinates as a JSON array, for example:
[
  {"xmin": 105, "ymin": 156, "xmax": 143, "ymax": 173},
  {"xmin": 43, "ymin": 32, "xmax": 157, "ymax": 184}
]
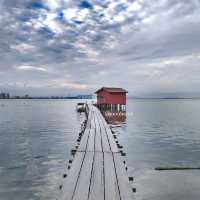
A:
[
  {"xmin": 1, "ymin": 97, "xmax": 200, "ymax": 100},
  {"xmin": 130, "ymin": 97, "xmax": 200, "ymax": 100},
  {"xmin": 0, "ymin": 97, "xmax": 93, "ymax": 100}
]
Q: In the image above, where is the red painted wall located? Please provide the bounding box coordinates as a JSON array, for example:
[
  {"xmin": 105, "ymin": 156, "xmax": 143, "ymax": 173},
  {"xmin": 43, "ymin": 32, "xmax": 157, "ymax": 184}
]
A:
[{"xmin": 97, "ymin": 90, "xmax": 126, "ymax": 105}]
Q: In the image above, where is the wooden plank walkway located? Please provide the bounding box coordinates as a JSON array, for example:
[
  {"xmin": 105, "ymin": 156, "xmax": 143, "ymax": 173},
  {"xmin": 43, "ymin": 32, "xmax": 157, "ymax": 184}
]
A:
[{"xmin": 60, "ymin": 104, "xmax": 135, "ymax": 200}]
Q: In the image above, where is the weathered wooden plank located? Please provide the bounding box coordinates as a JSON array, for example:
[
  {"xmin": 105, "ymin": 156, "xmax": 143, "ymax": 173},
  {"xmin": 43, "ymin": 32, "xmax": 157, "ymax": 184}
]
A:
[
  {"xmin": 60, "ymin": 152, "xmax": 85, "ymax": 200},
  {"xmin": 94, "ymin": 115, "xmax": 103, "ymax": 152},
  {"xmin": 94, "ymin": 108, "xmax": 111, "ymax": 153},
  {"xmin": 101, "ymin": 111, "xmax": 119, "ymax": 152},
  {"xmin": 114, "ymin": 154, "xmax": 135, "ymax": 200},
  {"xmin": 86, "ymin": 110, "xmax": 92, "ymax": 129},
  {"xmin": 104, "ymin": 153, "xmax": 121, "ymax": 200},
  {"xmin": 78, "ymin": 107, "xmax": 101, "ymax": 153},
  {"xmin": 90, "ymin": 111, "xmax": 96, "ymax": 129},
  {"xmin": 72, "ymin": 152, "xmax": 94, "ymax": 200},
  {"xmin": 88, "ymin": 152, "xmax": 104, "ymax": 200},
  {"xmin": 104, "ymin": 125, "xmax": 119, "ymax": 153},
  {"xmin": 87, "ymin": 105, "xmax": 94, "ymax": 128},
  {"xmin": 95, "ymin": 111, "xmax": 118, "ymax": 153},
  {"xmin": 87, "ymin": 128, "xmax": 95, "ymax": 152},
  {"xmin": 96, "ymin": 113, "xmax": 110, "ymax": 152},
  {"xmin": 78, "ymin": 128, "xmax": 90, "ymax": 152}
]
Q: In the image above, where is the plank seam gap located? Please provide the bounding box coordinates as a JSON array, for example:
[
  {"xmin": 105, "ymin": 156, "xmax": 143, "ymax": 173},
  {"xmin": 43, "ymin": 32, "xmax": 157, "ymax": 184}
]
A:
[
  {"xmin": 98, "ymin": 109, "xmax": 122, "ymax": 200},
  {"xmin": 71, "ymin": 108, "xmax": 93, "ymax": 200},
  {"xmin": 87, "ymin": 113, "xmax": 97, "ymax": 200}
]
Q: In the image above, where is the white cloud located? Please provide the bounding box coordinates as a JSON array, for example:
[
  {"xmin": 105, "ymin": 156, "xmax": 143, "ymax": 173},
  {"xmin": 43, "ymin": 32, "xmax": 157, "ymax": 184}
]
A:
[
  {"xmin": 113, "ymin": 14, "xmax": 126, "ymax": 23},
  {"xmin": 63, "ymin": 8, "xmax": 78, "ymax": 20},
  {"xmin": 127, "ymin": 1, "xmax": 142, "ymax": 12},
  {"xmin": 44, "ymin": 12, "xmax": 63, "ymax": 34},
  {"xmin": 43, "ymin": 0, "xmax": 61, "ymax": 10},
  {"xmin": 1, "ymin": 0, "xmax": 200, "ymax": 96},
  {"xmin": 49, "ymin": 79, "xmax": 88, "ymax": 90},
  {"xmin": 148, "ymin": 59, "xmax": 184, "ymax": 69},
  {"xmin": 11, "ymin": 43, "xmax": 35, "ymax": 54},
  {"xmin": 75, "ymin": 42, "xmax": 100, "ymax": 60},
  {"xmin": 17, "ymin": 65, "xmax": 47, "ymax": 72}
]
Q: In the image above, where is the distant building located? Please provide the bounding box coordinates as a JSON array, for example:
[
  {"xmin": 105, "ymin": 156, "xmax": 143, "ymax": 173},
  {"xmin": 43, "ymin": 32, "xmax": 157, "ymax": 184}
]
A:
[
  {"xmin": 76, "ymin": 95, "xmax": 93, "ymax": 99},
  {"xmin": 95, "ymin": 87, "xmax": 127, "ymax": 111},
  {"xmin": 0, "ymin": 93, "xmax": 10, "ymax": 99}
]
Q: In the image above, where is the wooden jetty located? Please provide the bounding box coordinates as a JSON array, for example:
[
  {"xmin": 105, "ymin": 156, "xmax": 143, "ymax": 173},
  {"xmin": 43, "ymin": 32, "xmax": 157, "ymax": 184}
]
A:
[{"xmin": 59, "ymin": 104, "xmax": 135, "ymax": 200}]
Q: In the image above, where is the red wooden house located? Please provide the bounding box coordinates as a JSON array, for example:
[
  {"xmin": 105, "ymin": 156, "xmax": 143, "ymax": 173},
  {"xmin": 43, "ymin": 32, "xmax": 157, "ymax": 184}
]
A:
[{"xmin": 95, "ymin": 87, "xmax": 127, "ymax": 112}]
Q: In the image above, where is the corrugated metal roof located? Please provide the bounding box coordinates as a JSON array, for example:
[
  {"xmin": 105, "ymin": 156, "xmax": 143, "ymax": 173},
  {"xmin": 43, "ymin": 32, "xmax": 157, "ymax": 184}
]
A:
[{"xmin": 95, "ymin": 87, "xmax": 128, "ymax": 93}]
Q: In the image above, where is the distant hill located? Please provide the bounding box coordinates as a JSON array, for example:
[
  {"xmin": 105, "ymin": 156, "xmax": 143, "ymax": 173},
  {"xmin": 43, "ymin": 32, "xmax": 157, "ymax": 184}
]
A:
[{"xmin": 129, "ymin": 92, "xmax": 200, "ymax": 99}]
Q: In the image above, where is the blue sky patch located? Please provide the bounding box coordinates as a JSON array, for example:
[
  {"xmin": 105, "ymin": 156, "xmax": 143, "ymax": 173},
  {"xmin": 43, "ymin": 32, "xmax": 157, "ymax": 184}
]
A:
[
  {"xmin": 31, "ymin": 1, "xmax": 46, "ymax": 9},
  {"xmin": 58, "ymin": 10, "xmax": 65, "ymax": 21},
  {"xmin": 38, "ymin": 27, "xmax": 55, "ymax": 39},
  {"xmin": 18, "ymin": 15, "xmax": 30, "ymax": 22},
  {"xmin": 115, "ymin": 3, "xmax": 128, "ymax": 13},
  {"xmin": 79, "ymin": 1, "xmax": 93, "ymax": 9},
  {"xmin": 95, "ymin": 0, "xmax": 108, "ymax": 8}
]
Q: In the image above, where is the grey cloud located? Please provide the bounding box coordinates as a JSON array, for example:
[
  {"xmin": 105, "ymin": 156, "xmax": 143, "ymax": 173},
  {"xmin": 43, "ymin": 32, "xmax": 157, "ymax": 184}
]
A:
[{"xmin": 0, "ymin": 0, "xmax": 200, "ymax": 96}]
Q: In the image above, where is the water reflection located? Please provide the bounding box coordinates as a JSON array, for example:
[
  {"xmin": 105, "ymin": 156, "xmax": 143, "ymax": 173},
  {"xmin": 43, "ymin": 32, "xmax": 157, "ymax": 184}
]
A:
[
  {"xmin": 104, "ymin": 111, "xmax": 126, "ymax": 124},
  {"xmin": 97, "ymin": 105, "xmax": 127, "ymax": 124}
]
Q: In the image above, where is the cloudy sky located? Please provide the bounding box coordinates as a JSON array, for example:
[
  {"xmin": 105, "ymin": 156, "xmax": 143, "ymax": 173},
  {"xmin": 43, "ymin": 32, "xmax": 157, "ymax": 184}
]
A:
[{"xmin": 0, "ymin": 0, "xmax": 200, "ymax": 97}]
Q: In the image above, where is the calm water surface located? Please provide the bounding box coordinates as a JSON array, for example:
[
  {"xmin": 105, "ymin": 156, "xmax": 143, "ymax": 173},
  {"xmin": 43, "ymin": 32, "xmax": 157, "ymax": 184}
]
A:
[
  {"xmin": 0, "ymin": 100, "xmax": 85, "ymax": 200},
  {"xmin": 1, "ymin": 99, "xmax": 200, "ymax": 200},
  {"xmin": 115, "ymin": 99, "xmax": 200, "ymax": 200}
]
